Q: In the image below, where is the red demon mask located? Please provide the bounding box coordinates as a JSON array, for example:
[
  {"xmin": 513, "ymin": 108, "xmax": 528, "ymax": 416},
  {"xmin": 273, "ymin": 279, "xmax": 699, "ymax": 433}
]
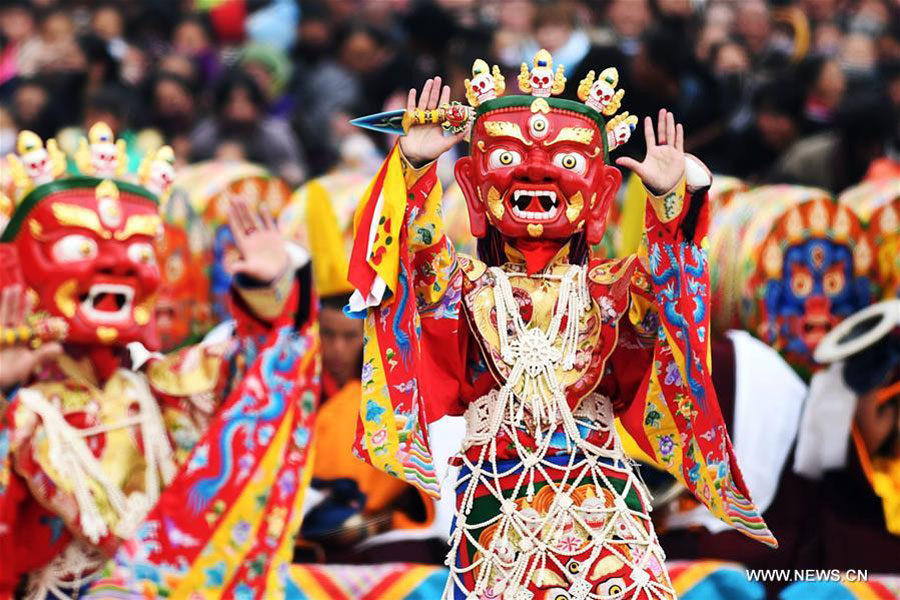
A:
[
  {"xmin": 455, "ymin": 97, "xmax": 622, "ymax": 252},
  {"xmin": 155, "ymin": 222, "xmax": 192, "ymax": 350},
  {"xmin": 2, "ymin": 178, "xmax": 163, "ymax": 350}
]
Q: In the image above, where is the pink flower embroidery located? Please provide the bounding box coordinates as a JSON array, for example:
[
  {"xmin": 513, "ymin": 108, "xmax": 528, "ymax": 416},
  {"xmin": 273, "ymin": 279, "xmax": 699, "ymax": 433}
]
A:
[
  {"xmin": 371, "ymin": 428, "xmax": 387, "ymax": 446},
  {"xmin": 556, "ymin": 534, "xmax": 583, "ymax": 553}
]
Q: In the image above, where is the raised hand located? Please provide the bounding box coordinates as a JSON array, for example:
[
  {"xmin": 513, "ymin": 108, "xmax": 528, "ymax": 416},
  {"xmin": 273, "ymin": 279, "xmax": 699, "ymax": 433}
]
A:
[
  {"xmin": 226, "ymin": 196, "xmax": 288, "ymax": 283},
  {"xmin": 0, "ymin": 284, "xmax": 62, "ymax": 390},
  {"xmin": 399, "ymin": 76, "xmax": 467, "ymax": 167},
  {"xmin": 616, "ymin": 109, "xmax": 686, "ymax": 196}
]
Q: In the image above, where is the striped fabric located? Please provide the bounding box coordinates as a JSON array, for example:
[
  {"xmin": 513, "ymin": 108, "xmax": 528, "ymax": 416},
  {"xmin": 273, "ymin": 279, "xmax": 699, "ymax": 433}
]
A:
[{"xmin": 286, "ymin": 564, "xmax": 449, "ymax": 600}]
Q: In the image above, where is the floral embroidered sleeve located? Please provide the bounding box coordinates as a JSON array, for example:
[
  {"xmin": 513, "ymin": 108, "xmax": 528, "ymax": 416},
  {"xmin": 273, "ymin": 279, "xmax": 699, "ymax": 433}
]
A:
[
  {"xmin": 348, "ymin": 144, "xmax": 467, "ymax": 498},
  {"xmin": 615, "ymin": 173, "xmax": 778, "ymax": 547}
]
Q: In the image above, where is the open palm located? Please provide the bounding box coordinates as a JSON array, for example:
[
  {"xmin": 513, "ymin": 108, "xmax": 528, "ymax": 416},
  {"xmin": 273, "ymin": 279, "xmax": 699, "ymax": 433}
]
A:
[
  {"xmin": 226, "ymin": 197, "xmax": 288, "ymax": 283},
  {"xmin": 616, "ymin": 109, "xmax": 686, "ymax": 196},
  {"xmin": 399, "ymin": 76, "xmax": 466, "ymax": 167},
  {"xmin": 0, "ymin": 285, "xmax": 61, "ymax": 389}
]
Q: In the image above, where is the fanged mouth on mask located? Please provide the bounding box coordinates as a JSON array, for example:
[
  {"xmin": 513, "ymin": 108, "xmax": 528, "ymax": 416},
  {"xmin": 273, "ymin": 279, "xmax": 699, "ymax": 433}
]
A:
[
  {"xmin": 508, "ymin": 188, "xmax": 561, "ymax": 222},
  {"xmin": 79, "ymin": 283, "xmax": 136, "ymax": 323}
]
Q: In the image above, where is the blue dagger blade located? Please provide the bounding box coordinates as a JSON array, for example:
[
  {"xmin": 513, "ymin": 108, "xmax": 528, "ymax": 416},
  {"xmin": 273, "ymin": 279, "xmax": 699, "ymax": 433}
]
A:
[{"xmin": 350, "ymin": 109, "xmax": 407, "ymax": 135}]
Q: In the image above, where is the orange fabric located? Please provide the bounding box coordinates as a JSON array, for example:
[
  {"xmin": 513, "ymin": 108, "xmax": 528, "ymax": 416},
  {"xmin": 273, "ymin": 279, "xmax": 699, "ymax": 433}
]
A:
[
  {"xmin": 875, "ymin": 380, "xmax": 900, "ymax": 405},
  {"xmin": 313, "ymin": 381, "xmax": 420, "ymax": 517}
]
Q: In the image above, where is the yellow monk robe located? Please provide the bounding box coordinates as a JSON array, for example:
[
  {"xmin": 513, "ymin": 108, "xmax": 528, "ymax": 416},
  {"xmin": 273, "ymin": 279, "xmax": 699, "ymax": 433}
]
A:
[{"xmin": 311, "ymin": 380, "xmax": 434, "ymax": 530}]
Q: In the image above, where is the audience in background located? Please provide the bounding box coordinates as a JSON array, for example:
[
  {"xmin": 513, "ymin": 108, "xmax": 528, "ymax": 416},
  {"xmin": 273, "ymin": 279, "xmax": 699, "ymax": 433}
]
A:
[
  {"xmin": 0, "ymin": 0, "xmax": 897, "ymax": 190},
  {"xmin": 190, "ymin": 68, "xmax": 307, "ymax": 184}
]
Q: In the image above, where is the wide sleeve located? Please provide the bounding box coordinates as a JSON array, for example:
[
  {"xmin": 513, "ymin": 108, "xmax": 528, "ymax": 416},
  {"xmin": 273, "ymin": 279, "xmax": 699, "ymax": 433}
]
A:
[
  {"xmin": 227, "ymin": 242, "xmax": 314, "ymax": 361},
  {"xmin": 229, "ymin": 257, "xmax": 297, "ymax": 331},
  {"xmin": 87, "ymin": 288, "xmax": 322, "ymax": 599},
  {"xmin": 349, "ymin": 144, "xmax": 467, "ymax": 499},
  {"xmin": 615, "ymin": 171, "xmax": 778, "ymax": 548}
]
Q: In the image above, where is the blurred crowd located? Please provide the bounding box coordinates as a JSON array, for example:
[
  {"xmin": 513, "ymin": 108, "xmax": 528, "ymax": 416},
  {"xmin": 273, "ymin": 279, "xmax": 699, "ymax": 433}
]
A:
[{"xmin": 1, "ymin": 0, "xmax": 899, "ymax": 193}]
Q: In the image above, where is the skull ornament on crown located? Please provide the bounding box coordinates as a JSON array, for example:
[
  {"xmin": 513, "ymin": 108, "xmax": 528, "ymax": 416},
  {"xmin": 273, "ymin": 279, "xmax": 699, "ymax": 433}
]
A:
[
  {"xmin": 578, "ymin": 68, "xmax": 625, "ymax": 116},
  {"xmin": 139, "ymin": 145, "xmax": 177, "ymax": 198},
  {"xmin": 454, "ymin": 50, "xmax": 637, "ymax": 249},
  {"xmin": 5, "ymin": 131, "xmax": 67, "ymax": 196},
  {"xmin": 465, "ymin": 59, "xmax": 506, "ymax": 106},
  {"xmin": 518, "ymin": 49, "xmax": 566, "ymax": 98},
  {"xmin": 0, "ymin": 126, "xmax": 173, "ymax": 350},
  {"xmin": 606, "ymin": 112, "xmax": 639, "ymax": 151},
  {"xmin": 75, "ymin": 122, "xmax": 127, "ymax": 179}
]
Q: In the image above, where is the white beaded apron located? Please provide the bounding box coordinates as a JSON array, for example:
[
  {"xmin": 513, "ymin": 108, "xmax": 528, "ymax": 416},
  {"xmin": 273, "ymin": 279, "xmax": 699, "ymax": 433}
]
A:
[{"xmin": 444, "ymin": 264, "xmax": 676, "ymax": 600}]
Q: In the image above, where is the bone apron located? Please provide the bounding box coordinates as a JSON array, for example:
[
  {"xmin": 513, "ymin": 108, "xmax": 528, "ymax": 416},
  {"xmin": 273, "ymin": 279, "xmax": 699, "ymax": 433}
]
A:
[
  {"xmin": 0, "ymin": 126, "xmax": 319, "ymax": 600},
  {"xmin": 348, "ymin": 52, "xmax": 776, "ymax": 600}
]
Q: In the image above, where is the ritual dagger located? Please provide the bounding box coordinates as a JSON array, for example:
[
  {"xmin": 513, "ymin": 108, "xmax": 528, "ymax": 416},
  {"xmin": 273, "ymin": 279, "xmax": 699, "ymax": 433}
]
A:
[{"xmin": 350, "ymin": 102, "xmax": 473, "ymax": 136}]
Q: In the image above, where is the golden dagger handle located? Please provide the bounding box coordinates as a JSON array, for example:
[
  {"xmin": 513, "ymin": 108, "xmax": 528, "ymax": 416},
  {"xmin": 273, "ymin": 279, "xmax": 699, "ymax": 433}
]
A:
[
  {"xmin": 0, "ymin": 317, "xmax": 68, "ymax": 348},
  {"xmin": 403, "ymin": 107, "xmax": 445, "ymax": 133},
  {"xmin": 402, "ymin": 103, "xmax": 473, "ymax": 134}
]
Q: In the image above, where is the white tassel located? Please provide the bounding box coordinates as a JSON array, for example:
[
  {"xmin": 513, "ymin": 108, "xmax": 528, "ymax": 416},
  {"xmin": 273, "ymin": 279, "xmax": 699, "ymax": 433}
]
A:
[
  {"xmin": 17, "ymin": 389, "xmax": 128, "ymax": 544},
  {"xmin": 17, "ymin": 371, "xmax": 176, "ymax": 547},
  {"xmin": 118, "ymin": 369, "xmax": 177, "ymax": 495},
  {"xmin": 25, "ymin": 541, "xmax": 105, "ymax": 600}
]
